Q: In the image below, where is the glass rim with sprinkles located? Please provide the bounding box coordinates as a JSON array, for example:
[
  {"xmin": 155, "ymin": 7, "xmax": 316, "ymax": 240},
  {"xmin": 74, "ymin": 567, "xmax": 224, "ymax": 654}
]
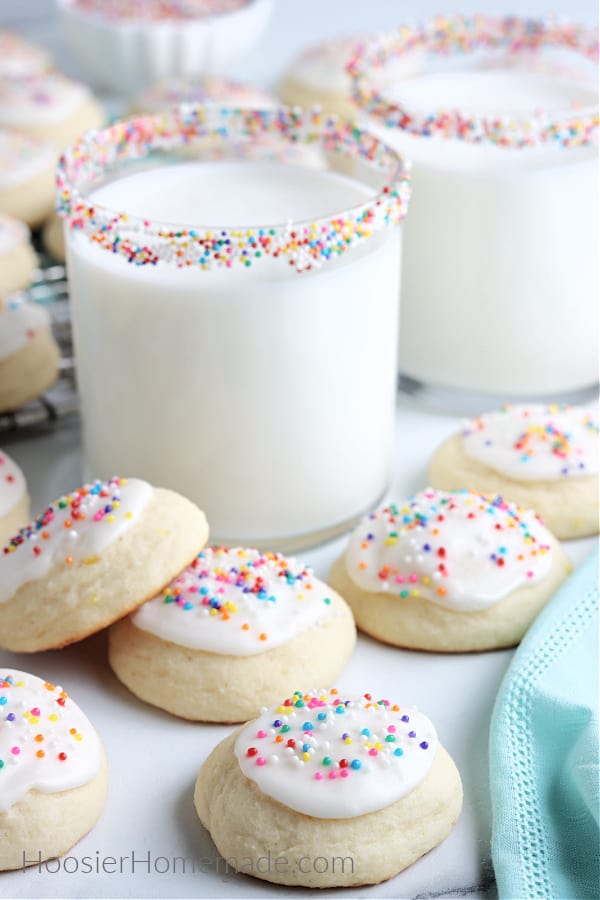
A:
[
  {"xmin": 347, "ymin": 13, "xmax": 599, "ymax": 149},
  {"xmin": 55, "ymin": 105, "xmax": 411, "ymax": 272}
]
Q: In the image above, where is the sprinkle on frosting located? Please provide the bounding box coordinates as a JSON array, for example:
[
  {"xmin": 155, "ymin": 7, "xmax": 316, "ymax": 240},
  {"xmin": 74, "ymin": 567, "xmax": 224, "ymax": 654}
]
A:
[
  {"xmin": 234, "ymin": 689, "xmax": 437, "ymax": 818},
  {"xmin": 348, "ymin": 15, "xmax": 599, "ymax": 148},
  {"xmin": 345, "ymin": 488, "xmax": 554, "ymax": 611},
  {"xmin": 0, "ymin": 477, "xmax": 153, "ymax": 604},
  {"xmin": 56, "ymin": 106, "xmax": 410, "ymax": 272},
  {"xmin": 462, "ymin": 404, "xmax": 599, "ymax": 481},
  {"xmin": 132, "ymin": 546, "xmax": 335, "ymax": 655},
  {"xmin": 73, "ymin": 0, "xmax": 251, "ymax": 21},
  {"xmin": 0, "ymin": 297, "xmax": 50, "ymax": 362},
  {"xmin": 0, "ymin": 450, "xmax": 27, "ymax": 519},
  {"xmin": 0, "ymin": 74, "xmax": 90, "ymax": 126},
  {"xmin": 0, "ymin": 669, "xmax": 102, "ymax": 813}
]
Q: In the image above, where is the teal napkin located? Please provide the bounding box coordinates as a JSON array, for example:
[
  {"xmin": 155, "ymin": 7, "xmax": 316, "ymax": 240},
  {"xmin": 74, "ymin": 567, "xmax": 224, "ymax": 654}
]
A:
[{"xmin": 490, "ymin": 551, "xmax": 599, "ymax": 900}]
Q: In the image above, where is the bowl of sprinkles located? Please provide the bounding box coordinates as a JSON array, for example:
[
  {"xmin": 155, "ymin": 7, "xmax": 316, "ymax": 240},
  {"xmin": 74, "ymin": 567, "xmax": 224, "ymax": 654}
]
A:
[{"xmin": 57, "ymin": 0, "xmax": 274, "ymax": 94}]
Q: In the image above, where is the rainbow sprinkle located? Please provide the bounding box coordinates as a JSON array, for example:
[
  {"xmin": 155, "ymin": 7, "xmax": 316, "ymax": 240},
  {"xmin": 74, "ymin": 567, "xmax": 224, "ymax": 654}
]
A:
[
  {"xmin": 348, "ymin": 15, "xmax": 598, "ymax": 149},
  {"xmin": 56, "ymin": 106, "xmax": 410, "ymax": 272}
]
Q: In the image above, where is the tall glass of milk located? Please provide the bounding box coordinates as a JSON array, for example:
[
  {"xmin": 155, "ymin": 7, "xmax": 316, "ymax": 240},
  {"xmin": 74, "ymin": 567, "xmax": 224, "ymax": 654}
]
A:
[
  {"xmin": 57, "ymin": 106, "xmax": 410, "ymax": 549},
  {"xmin": 349, "ymin": 15, "xmax": 598, "ymax": 400}
]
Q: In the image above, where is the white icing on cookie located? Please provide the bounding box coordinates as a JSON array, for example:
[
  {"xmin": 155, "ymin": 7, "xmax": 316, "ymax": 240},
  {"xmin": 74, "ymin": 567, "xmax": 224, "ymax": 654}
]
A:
[
  {"xmin": 0, "ymin": 130, "xmax": 55, "ymax": 189},
  {"xmin": 235, "ymin": 689, "xmax": 437, "ymax": 819},
  {"xmin": 0, "ymin": 31, "xmax": 51, "ymax": 79},
  {"xmin": 0, "ymin": 477, "xmax": 153, "ymax": 604},
  {"xmin": 0, "ymin": 74, "xmax": 90, "ymax": 127},
  {"xmin": 0, "ymin": 451, "xmax": 26, "ymax": 519},
  {"xmin": 132, "ymin": 546, "xmax": 335, "ymax": 655},
  {"xmin": 462, "ymin": 404, "xmax": 599, "ymax": 481},
  {"xmin": 0, "ymin": 297, "xmax": 51, "ymax": 361},
  {"xmin": 345, "ymin": 488, "xmax": 554, "ymax": 612},
  {"xmin": 0, "ymin": 213, "xmax": 30, "ymax": 257},
  {"xmin": 0, "ymin": 669, "xmax": 102, "ymax": 813}
]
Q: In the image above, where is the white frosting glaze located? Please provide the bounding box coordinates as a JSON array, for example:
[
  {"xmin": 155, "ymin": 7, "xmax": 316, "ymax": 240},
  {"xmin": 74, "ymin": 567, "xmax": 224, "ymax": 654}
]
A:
[
  {"xmin": 0, "ymin": 477, "xmax": 153, "ymax": 604},
  {"xmin": 0, "ymin": 212, "xmax": 30, "ymax": 257},
  {"xmin": 0, "ymin": 74, "xmax": 90, "ymax": 127},
  {"xmin": 132, "ymin": 546, "xmax": 335, "ymax": 655},
  {"xmin": 0, "ymin": 297, "xmax": 51, "ymax": 362},
  {"xmin": 135, "ymin": 77, "xmax": 275, "ymax": 113},
  {"xmin": 0, "ymin": 31, "xmax": 50, "ymax": 79},
  {"xmin": 0, "ymin": 129, "xmax": 55, "ymax": 189},
  {"xmin": 462, "ymin": 404, "xmax": 599, "ymax": 481},
  {"xmin": 345, "ymin": 488, "xmax": 554, "ymax": 612},
  {"xmin": 0, "ymin": 450, "xmax": 27, "ymax": 519},
  {"xmin": 0, "ymin": 669, "xmax": 102, "ymax": 813},
  {"xmin": 234, "ymin": 689, "xmax": 437, "ymax": 819}
]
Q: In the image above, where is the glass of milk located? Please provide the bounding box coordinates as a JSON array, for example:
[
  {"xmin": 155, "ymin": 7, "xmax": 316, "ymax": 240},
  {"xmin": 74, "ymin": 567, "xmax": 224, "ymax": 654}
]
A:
[
  {"xmin": 57, "ymin": 106, "xmax": 410, "ymax": 549},
  {"xmin": 349, "ymin": 15, "xmax": 599, "ymax": 401}
]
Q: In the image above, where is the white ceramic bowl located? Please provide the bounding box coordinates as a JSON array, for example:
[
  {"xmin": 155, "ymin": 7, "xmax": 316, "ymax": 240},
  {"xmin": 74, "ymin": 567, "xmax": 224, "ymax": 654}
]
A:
[{"xmin": 57, "ymin": 0, "xmax": 273, "ymax": 95}]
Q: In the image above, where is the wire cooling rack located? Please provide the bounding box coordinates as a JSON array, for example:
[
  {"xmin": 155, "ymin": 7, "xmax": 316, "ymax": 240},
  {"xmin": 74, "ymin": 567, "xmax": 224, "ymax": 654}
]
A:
[{"xmin": 0, "ymin": 256, "xmax": 78, "ymax": 435}]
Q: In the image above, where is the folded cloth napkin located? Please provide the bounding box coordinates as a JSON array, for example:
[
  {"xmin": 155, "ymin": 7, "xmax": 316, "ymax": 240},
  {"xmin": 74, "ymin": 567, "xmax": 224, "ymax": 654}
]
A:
[{"xmin": 490, "ymin": 550, "xmax": 599, "ymax": 900}]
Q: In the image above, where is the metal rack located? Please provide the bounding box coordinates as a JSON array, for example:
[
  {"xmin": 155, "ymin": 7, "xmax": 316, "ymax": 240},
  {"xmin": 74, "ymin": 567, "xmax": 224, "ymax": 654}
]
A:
[{"xmin": 0, "ymin": 258, "xmax": 79, "ymax": 435}]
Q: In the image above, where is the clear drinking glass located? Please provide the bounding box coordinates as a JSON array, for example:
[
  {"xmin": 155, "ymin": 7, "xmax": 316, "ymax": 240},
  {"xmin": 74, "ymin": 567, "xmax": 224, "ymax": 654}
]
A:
[{"xmin": 349, "ymin": 15, "xmax": 599, "ymax": 405}]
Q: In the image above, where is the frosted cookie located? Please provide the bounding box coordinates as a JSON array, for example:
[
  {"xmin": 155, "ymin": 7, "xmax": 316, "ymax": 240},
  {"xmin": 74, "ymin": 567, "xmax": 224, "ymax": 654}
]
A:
[
  {"xmin": 0, "ymin": 130, "xmax": 56, "ymax": 228},
  {"xmin": 0, "ymin": 669, "xmax": 107, "ymax": 871},
  {"xmin": 131, "ymin": 77, "xmax": 324, "ymax": 167},
  {"xmin": 131, "ymin": 76, "xmax": 275, "ymax": 114},
  {"xmin": 329, "ymin": 489, "xmax": 571, "ymax": 653},
  {"xmin": 0, "ymin": 213, "xmax": 37, "ymax": 295},
  {"xmin": 0, "ymin": 31, "xmax": 52, "ymax": 79},
  {"xmin": 195, "ymin": 688, "xmax": 462, "ymax": 888},
  {"xmin": 0, "ymin": 476, "xmax": 208, "ymax": 652},
  {"xmin": 0, "ymin": 296, "xmax": 60, "ymax": 414},
  {"xmin": 0, "ymin": 450, "xmax": 30, "ymax": 548},
  {"xmin": 42, "ymin": 213, "xmax": 65, "ymax": 263},
  {"xmin": 279, "ymin": 37, "xmax": 423, "ymax": 119},
  {"xmin": 109, "ymin": 546, "xmax": 355, "ymax": 722},
  {"xmin": 0, "ymin": 74, "xmax": 103, "ymax": 150},
  {"xmin": 429, "ymin": 404, "xmax": 599, "ymax": 540}
]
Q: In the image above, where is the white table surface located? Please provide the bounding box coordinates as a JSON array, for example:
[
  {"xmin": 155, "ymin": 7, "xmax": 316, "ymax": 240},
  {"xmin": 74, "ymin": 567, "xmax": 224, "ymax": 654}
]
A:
[{"xmin": 0, "ymin": 2, "xmax": 597, "ymax": 898}]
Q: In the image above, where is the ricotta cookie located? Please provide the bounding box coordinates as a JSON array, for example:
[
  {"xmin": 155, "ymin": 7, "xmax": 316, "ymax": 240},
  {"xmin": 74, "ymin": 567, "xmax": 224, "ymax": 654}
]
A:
[
  {"xmin": 0, "ymin": 30, "xmax": 52, "ymax": 79},
  {"xmin": 131, "ymin": 78, "xmax": 324, "ymax": 167},
  {"xmin": 279, "ymin": 36, "xmax": 422, "ymax": 120},
  {"xmin": 0, "ymin": 450, "xmax": 30, "ymax": 548},
  {"xmin": 0, "ymin": 74, "xmax": 103, "ymax": 150},
  {"xmin": 0, "ymin": 476, "xmax": 208, "ymax": 652},
  {"xmin": 131, "ymin": 76, "xmax": 275, "ymax": 114},
  {"xmin": 109, "ymin": 546, "xmax": 355, "ymax": 722},
  {"xmin": 42, "ymin": 213, "xmax": 65, "ymax": 263},
  {"xmin": 0, "ymin": 669, "xmax": 107, "ymax": 871},
  {"xmin": 0, "ymin": 213, "xmax": 37, "ymax": 295},
  {"xmin": 329, "ymin": 489, "xmax": 571, "ymax": 652},
  {"xmin": 429, "ymin": 404, "xmax": 599, "ymax": 540},
  {"xmin": 0, "ymin": 130, "xmax": 56, "ymax": 228},
  {"xmin": 0, "ymin": 296, "xmax": 60, "ymax": 414},
  {"xmin": 195, "ymin": 688, "xmax": 462, "ymax": 888}
]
